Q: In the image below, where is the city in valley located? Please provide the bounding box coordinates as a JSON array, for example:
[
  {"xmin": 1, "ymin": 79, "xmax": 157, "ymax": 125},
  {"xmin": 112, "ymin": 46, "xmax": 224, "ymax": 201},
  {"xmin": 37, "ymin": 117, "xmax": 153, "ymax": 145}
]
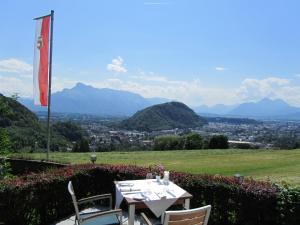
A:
[{"xmin": 44, "ymin": 112, "xmax": 300, "ymax": 151}]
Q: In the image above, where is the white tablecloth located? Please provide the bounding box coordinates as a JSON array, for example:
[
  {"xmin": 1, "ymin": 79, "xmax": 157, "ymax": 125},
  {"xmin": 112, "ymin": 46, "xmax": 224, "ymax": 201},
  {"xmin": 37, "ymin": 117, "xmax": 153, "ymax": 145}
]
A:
[{"xmin": 115, "ymin": 179, "xmax": 186, "ymax": 217}]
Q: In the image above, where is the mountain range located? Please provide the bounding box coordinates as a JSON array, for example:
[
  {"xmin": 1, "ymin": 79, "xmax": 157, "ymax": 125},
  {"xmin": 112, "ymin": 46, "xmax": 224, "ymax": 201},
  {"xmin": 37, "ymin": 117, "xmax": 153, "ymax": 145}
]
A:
[
  {"xmin": 18, "ymin": 82, "xmax": 300, "ymax": 120},
  {"xmin": 20, "ymin": 83, "xmax": 168, "ymax": 116},
  {"xmin": 195, "ymin": 98, "xmax": 300, "ymax": 120}
]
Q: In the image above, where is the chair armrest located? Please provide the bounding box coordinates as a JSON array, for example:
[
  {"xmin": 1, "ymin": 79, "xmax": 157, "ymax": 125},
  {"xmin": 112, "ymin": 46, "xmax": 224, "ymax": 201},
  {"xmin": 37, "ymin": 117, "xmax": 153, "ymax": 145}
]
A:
[
  {"xmin": 141, "ymin": 213, "xmax": 153, "ymax": 225},
  {"xmin": 78, "ymin": 193, "xmax": 112, "ymax": 206},
  {"xmin": 82, "ymin": 209, "xmax": 122, "ymax": 223}
]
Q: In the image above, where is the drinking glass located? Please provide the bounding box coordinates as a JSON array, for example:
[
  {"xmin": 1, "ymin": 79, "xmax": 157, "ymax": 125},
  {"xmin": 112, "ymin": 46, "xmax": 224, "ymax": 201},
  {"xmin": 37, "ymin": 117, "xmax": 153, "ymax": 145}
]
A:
[{"xmin": 146, "ymin": 173, "xmax": 153, "ymax": 179}]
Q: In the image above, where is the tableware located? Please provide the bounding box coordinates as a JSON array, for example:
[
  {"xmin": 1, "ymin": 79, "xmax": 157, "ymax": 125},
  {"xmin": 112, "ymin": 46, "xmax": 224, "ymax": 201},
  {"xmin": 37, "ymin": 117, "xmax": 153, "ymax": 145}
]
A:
[
  {"xmin": 146, "ymin": 173, "xmax": 153, "ymax": 179},
  {"xmin": 119, "ymin": 187, "xmax": 140, "ymax": 192},
  {"xmin": 118, "ymin": 183, "xmax": 134, "ymax": 187},
  {"xmin": 166, "ymin": 190, "xmax": 176, "ymax": 198},
  {"xmin": 163, "ymin": 171, "xmax": 169, "ymax": 185},
  {"xmin": 156, "ymin": 175, "xmax": 161, "ymax": 182},
  {"xmin": 133, "ymin": 193, "xmax": 145, "ymax": 200}
]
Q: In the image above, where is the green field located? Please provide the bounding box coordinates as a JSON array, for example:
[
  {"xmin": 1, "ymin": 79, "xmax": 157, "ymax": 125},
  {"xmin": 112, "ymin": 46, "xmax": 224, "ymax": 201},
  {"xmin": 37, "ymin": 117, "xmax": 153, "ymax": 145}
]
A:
[{"xmin": 11, "ymin": 149, "xmax": 300, "ymax": 186}]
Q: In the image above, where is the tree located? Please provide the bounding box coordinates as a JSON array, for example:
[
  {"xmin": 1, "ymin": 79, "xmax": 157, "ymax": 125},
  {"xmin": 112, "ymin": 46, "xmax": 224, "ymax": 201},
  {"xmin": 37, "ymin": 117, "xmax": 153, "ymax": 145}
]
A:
[
  {"xmin": 209, "ymin": 135, "xmax": 229, "ymax": 149},
  {"xmin": 153, "ymin": 135, "xmax": 184, "ymax": 150},
  {"xmin": 184, "ymin": 133, "xmax": 203, "ymax": 150},
  {"xmin": 79, "ymin": 138, "xmax": 90, "ymax": 152},
  {"xmin": 53, "ymin": 121, "xmax": 84, "ymax": 142},
  {"xmin": 11, "ymin": 93, "xmax": 19, "ymax": 101},
  {"xmin": 0, "ymin": 129, "xmax": 11, "ymax": 154},
  {"xmin": 72, "ymin": 138, "xmax": 90, "ymax": 152}
]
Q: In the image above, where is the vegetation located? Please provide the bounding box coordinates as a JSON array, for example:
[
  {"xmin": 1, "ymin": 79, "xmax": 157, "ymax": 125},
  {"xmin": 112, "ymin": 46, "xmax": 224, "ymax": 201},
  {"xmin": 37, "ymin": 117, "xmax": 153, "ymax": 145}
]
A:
[
  {"xmin": 0, "ymin": 94, "xmax": 86, "ymax": 152},
  {"xmin": 0, "ymin": 164, "xmax": 298, "ymax": 225},
  {"xmin": 204, "ymin": 116, "xmax": 261, "ymax": 124},
  {"xmin": 209, "ymin": 134, "xmax": 229, "ymax": 149},
  {"xmin": 153, "ymin": 133, "xmax": 203, "ymax": 150},
  {"xmin": 53, "ymin": 121, "xmax": 85, "ymax": 142},
  {"xmin": 119, "ymin": 101, "xmax": 207, "ymax": 131},
  {"xmin": 10, "ymin": 149, "xmax": 300, "ymax": 185},
  {"xmin": 0, "ymin": 129, "xmax": 11, "ymax": 154},
  {"xmin": 0, "ymin": 159, "xmax": 11, "ymax": 180},
  {"xmin": 72, "ymin": 138, "xmax": 90, "ymax": 152}
]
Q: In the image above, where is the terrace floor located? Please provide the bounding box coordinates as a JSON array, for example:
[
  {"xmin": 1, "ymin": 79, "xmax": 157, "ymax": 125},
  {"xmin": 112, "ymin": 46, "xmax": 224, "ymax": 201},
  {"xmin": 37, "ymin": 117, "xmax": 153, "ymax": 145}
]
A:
[{"xmin": 54, "ymin": 210, "xmax": 153, "ymax": 225}]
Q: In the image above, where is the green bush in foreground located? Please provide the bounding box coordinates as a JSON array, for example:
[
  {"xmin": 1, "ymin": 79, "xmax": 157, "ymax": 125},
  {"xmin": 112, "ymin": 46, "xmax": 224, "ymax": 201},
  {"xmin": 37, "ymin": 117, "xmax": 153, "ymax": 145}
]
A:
[{"xmin": 0, "ymin": 164, "xmax": 299, "ymax": 225}]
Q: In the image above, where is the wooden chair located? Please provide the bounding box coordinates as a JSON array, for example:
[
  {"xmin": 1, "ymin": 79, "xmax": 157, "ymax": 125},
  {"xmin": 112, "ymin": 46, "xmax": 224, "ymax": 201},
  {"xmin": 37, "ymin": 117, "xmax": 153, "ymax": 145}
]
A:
[
  {"xmin": 141, "ymin": 205, "xmax": 211, "ymax": 225},
  {"xmin": 68, "ymin": 181, "xmax": 122, "ymax": 225}
]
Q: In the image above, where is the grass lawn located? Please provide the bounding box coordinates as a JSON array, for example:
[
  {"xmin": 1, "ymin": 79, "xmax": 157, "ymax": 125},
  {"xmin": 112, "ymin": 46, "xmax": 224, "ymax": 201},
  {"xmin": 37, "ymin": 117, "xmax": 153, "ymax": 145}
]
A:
[{"xmin": 10, "ymin": 149, "xmax": 300, "ymax": 186}]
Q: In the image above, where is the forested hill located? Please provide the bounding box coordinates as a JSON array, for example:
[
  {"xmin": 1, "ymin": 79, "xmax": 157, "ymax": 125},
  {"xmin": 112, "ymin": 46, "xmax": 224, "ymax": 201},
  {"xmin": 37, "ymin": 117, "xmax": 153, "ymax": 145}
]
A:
[
  {"xmin": 0, "ymin": 94, "xmax": 39, "ymax": 128},
  {"xmin": 119, "ymin": 102, "xmax": 207, "ymax": 131},
  {"xmin": 0, "ymin": 94, "xmax": 84, "ymax": 151}
]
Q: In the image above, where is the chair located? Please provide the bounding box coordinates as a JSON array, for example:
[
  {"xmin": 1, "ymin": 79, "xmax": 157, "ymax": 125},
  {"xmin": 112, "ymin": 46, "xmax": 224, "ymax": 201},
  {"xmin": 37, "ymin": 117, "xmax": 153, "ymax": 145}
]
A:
[
  {"xmin": 68, "ymin": 181, "xmax": 122, "ymax": 225},
  {"xmin": 141, "ymin": 205, "xmax": 211, "ymax": 225}
]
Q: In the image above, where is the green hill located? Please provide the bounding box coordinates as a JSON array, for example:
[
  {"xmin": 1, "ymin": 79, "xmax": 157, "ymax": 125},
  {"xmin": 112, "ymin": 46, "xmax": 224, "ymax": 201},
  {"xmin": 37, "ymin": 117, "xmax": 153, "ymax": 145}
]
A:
[
  {"xmin": 0, "ymin": 94, "xmax": 79, "ymax": 151},
  {"xmin": 119, "ymin": 102, "xmax": 207, "ymax": 131},
  {"xmin": 0, "ymin": 94, "xmax": 39, "ymax": 128}
]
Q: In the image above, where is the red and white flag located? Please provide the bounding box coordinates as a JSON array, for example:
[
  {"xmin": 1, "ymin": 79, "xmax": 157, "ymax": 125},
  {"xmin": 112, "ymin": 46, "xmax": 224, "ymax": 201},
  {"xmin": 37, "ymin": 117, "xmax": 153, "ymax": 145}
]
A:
[{"xmin": 33, "ymin": 16, "xmax": 50, "ymax": 106}]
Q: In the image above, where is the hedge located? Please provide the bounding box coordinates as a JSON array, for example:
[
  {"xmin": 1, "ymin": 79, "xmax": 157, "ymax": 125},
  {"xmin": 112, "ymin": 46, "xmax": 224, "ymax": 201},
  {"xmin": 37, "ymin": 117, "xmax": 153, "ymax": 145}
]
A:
[{"xmin": 0, "ymin": 164, "xmax": 299, "ymax": 225}]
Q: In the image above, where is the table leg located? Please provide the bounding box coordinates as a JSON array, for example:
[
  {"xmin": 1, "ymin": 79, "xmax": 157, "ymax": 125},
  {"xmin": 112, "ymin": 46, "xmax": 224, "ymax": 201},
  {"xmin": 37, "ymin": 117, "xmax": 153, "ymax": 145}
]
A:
[
  {"xmin": 128, "ymin": 204, "xmax": 135, "ymax": 225},
  {"xmin": 184, "ymin": 198, "xmax": 190, "ymax": 209}
]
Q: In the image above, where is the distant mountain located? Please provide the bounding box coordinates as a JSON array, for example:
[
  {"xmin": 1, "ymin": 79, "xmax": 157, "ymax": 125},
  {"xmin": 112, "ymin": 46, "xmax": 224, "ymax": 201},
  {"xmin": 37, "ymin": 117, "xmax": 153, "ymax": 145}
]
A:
[
  {"xmin": 20, "ymin": 83, "xmax": 169, "ymax": 116},
  {"xmin": 228, "ymin": 98, "xmax": 300, "ymax": 118},
  {"xmin": 118, "ymin": 101, "xmax": 207, "ymax": 131},
  {"xmin": 194, "ymin": 104, "xmax": 236, "ymax": 115}
]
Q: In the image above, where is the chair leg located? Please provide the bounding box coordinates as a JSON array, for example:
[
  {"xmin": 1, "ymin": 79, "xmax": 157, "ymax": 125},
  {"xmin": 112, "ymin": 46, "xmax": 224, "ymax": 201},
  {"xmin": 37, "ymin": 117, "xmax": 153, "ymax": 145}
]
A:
[{"xmin": 119, "ymin": 214, "xmax": 123, "ymax": 225}]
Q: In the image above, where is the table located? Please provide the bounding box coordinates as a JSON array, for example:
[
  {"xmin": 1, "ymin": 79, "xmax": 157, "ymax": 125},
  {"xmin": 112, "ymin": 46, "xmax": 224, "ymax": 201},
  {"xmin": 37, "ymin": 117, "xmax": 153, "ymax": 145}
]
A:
[{"xmin": 115, "ymin": 179, "xmax": 192, "ymax": 225}]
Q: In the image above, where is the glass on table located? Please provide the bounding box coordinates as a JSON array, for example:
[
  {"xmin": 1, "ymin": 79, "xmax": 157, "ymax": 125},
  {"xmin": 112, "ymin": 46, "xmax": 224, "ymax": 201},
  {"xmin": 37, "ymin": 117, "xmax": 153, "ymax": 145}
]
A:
[{"xmin": 146, "ymin": 173, "xmax": 153, "ymax": 179}]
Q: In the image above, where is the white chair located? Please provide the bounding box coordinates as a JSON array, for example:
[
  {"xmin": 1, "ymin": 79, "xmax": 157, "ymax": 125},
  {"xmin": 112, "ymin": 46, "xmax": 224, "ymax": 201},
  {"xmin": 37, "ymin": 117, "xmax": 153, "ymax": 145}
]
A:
[
  {"xmin": 141, "ymin": 205, "xmax": 211, "ymax": 225},
  {"xmin": 68, "ymin": 181, "xmax": 122, "ymax": 225}
]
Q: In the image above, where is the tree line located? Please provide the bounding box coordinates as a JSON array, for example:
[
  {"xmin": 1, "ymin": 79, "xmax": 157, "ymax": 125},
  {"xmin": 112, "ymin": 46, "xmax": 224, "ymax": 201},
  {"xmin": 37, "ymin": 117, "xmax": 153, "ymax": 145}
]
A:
[{"xmin": 153, "ymin": 133, "xmax": 229, "ymax": 150}]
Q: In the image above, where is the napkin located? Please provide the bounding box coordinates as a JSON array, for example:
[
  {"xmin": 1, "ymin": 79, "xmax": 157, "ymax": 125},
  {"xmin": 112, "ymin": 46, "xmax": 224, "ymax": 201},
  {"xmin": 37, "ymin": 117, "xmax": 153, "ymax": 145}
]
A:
[{"xmin": 119, "ymin": 187, "xmax": 140, "ymax": 192}]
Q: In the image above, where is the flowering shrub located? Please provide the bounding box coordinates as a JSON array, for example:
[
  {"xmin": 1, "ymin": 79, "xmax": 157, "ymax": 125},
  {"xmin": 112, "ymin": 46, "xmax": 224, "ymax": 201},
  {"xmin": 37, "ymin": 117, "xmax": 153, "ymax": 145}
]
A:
[{"xmin": 0, "ymin": 164, "xmax": 299, "ymax": 225}]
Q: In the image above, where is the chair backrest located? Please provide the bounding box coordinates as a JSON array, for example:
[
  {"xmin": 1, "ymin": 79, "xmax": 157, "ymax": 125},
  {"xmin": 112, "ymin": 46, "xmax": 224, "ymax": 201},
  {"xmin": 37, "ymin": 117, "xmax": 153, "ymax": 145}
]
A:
[
  {"xmin": 68, "ymin": 181, "xmax": 81, "ymax": 223},
  {"xmin": 163, "ymin": 205, "xmax": 211, "ymax": 225}
]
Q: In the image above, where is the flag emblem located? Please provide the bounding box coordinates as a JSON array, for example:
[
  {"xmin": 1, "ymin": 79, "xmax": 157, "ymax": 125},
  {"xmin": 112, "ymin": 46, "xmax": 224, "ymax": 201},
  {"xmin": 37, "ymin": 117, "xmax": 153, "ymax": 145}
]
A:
[{"xmin": 37, "ymin": 36, "xmax": 43, "ymax": 49}]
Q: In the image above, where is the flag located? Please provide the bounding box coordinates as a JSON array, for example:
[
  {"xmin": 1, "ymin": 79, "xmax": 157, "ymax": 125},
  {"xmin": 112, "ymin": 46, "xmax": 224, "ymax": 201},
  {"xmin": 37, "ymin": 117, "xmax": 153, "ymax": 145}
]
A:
[{"xmin": 33, "ymin": 15, "xmax": 50, "ymax": 106}]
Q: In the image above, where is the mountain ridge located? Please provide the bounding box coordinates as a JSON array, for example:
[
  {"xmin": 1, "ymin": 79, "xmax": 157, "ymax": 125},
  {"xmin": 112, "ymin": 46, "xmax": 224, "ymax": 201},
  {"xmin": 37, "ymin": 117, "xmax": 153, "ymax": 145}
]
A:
[
  {"xmin": 16, "ymin": 82, "xmax": 300, "ymax": 119},
  {"xmin": 20, "ymin": 83, "xmax": 169, "ymax": 116}
]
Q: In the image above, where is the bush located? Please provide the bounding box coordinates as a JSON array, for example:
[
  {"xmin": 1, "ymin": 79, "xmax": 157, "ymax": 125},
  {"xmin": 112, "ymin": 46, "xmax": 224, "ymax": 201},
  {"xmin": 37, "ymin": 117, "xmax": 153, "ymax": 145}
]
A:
[
  {"xmin": 0, "ymin": 128, "xmax": 11, "ymax": 154},
  {"xmin": 153, "ymin": 135, "xmax": 184, "ymax": 150},
  {"xmin": 0, "ymin": 158, "xmax": 11, "ymax": 180},
  {"xmin": 184, "ymin": 133, "xmax": 203, "ymax": 149},
  {"xmin": 154, "ymin": 133, "xmax": 203, "ymax": 150},
  {"xmin": 209, "ymin": 135, "xmax": 229, "ymax": 149},
  {"xmin": 0, "ymin": 164, "xmax": 299, "ymax": 225}
]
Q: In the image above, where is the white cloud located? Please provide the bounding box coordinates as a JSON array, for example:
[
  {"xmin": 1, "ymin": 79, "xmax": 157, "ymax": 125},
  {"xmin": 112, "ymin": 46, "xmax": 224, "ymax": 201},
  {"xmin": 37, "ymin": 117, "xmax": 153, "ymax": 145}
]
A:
[
  {"xmin": 237, "ymin": 77, "xmax": 290, "ymax": 101},
  {"xmin": 0, "ymin": 75, "xmax": 32, "ymax": 97},
  {"xmin": 0, "ymin": 58, "xmax": 32, "ymax": 74},
  {"xmin": 83, "ymin": 76, "xmax": 238, "ymax": 107},
  {"xmin": 215, "ymin": 67, "xmax": 227, "ymax": 71},
  {"xmin": 106, "ymin": 56, "xmax": 127, "ymax": 73}
]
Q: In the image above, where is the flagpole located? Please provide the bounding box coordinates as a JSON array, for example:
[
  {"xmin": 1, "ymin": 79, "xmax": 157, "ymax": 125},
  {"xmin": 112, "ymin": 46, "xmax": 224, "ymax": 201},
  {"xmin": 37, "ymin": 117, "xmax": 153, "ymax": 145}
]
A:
[{"xmin": 46, "ymin": 10, "xmax": 54, "ymax": 161}]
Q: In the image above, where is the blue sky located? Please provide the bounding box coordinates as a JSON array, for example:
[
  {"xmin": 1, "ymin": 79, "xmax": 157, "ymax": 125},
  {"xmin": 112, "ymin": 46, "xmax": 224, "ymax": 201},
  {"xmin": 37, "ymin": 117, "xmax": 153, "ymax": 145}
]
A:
[{"xmin": 1, "ymin": 0, "xmax": 300, "ymax": 106}]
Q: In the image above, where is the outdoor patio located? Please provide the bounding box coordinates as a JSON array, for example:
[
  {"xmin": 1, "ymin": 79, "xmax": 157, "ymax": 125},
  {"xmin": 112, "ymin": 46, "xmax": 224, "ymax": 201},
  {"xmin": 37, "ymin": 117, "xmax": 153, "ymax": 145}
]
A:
[{"xmin": 55, "ymin": 211, "xmax": 146, "ymax": 225}]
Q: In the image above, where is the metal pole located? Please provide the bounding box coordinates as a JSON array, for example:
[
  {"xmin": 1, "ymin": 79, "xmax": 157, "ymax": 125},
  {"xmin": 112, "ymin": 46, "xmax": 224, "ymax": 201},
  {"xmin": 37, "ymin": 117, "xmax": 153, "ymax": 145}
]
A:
[{"xmin": 46, "ymin": 10, "xmax": 54, "ymax": 161}]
